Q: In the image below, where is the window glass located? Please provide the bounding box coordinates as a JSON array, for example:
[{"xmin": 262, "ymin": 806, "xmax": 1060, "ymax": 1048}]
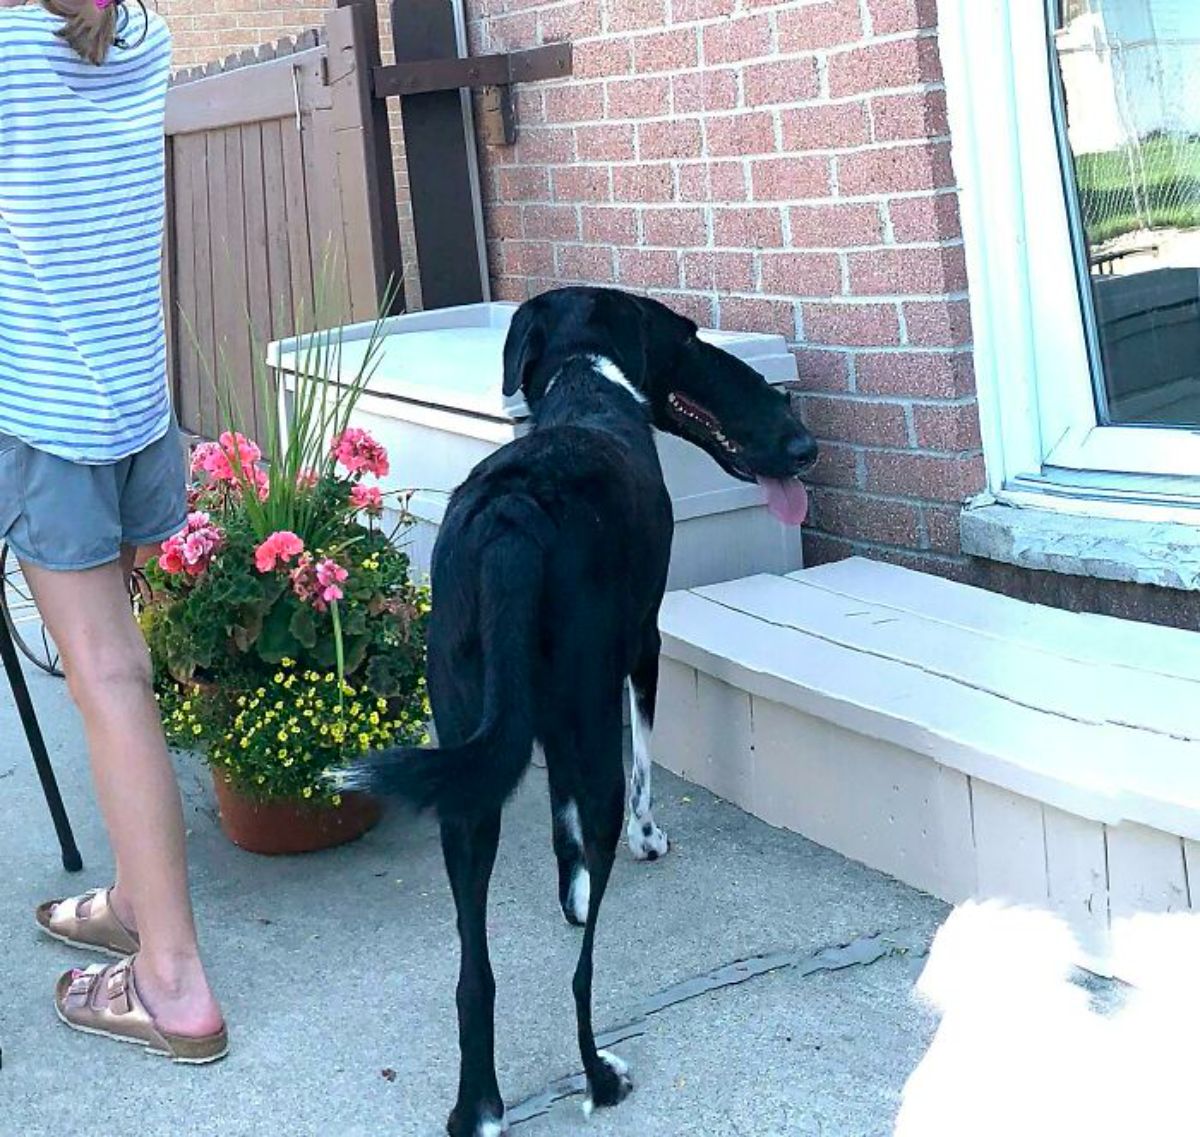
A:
[{"xmin": 1053, "ymin": 0, "xmax": 1200, "ymax": 428}]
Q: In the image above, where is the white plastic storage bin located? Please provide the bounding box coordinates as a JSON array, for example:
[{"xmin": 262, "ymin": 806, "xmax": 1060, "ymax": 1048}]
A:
[{"xmin": 269, "ymin": 302, "xmax": 804, "ymax": 590}]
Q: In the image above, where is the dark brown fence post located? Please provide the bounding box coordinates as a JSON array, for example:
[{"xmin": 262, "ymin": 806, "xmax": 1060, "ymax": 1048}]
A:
[
  {"xmin": 163, "ymin": 139, "xmax": 180, "ymax": 412},
  {"xmin": 389, "ymin": 0, "xmax": 490, "ymax": 309}
]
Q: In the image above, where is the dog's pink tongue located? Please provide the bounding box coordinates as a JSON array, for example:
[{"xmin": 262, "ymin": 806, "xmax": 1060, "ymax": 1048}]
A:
[{"xmin": 757, "ymin": 477, "xmax": 809, "ymax": 526}]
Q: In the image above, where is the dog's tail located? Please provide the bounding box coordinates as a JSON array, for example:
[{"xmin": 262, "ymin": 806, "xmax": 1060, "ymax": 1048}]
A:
[{"xmin": 333, "ymin": 505, "xmax": 545, "ymax": 819}]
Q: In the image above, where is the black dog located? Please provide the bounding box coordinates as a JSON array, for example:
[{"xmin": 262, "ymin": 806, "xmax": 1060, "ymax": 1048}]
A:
[{"xmin": 342, "ymin": 287, "xmax": 817, "ymax": 1136}]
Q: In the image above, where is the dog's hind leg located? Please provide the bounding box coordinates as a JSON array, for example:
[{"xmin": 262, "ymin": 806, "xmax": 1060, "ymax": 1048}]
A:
[
  {"xmin": 441, "ymin": 810, "xmax": 508, "ymax": 1137},
  {"xmin": 548, "ymin": 768, "xmax": 590, "ymax": 927},
  {"xmin": 573, "ymin": 735, "xmax": 633, "ymax": 1115},
  {"xmin": 627, "ymin": 628, "xmax": 670, "ymax": 861}
]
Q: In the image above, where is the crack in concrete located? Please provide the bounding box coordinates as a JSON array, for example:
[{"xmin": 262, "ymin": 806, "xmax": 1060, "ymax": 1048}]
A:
[{"xmin": 506, "ymin": 926, "xmax": 929, "ymax": 1128}]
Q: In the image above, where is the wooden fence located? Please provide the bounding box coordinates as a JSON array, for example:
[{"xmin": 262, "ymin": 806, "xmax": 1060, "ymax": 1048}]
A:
[
  {"xmin": 164, "ymin": 0, "xmax": 573, "ymax": 441},
  {"xmin": 164, "ymin": 0, "xmax": 401, "ymax": 440}
]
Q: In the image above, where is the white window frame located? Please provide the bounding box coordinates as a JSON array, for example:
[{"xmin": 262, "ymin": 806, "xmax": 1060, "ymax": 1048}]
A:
[{"xmin": 939, "ymin": 0, "xmax": 1200, "ymax": 524}]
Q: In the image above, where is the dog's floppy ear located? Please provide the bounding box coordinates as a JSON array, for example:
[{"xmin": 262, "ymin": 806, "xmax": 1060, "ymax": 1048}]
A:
[
  {"xmin": 502, "ymin": 300, "xmax": 547, "ymax": 398},
  {"xmin": 629, "ymin": 293, "xmax": 698, "ymax": 381}
]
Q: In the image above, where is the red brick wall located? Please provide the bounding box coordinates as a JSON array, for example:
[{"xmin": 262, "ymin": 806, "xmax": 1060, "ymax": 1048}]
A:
[
  {"xmin": 157, "ymin": 0, "xmax": 330, "ymax": 68},
  {"xmin": 159, "ymin": 0, "xmax": 983, "ymax": 575},
  {"xmin": 465, "ymin": 0, "xmax": 984, "ymax": 575}
]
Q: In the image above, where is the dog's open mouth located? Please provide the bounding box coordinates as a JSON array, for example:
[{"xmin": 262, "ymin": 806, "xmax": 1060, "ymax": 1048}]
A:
[
  {"xmin": 667, "ymin": 392, "xmax": 745, "ymax": 467},
  {"xmin": 666, "ymin": 392, "xmax": 809, "ymax": 526}
]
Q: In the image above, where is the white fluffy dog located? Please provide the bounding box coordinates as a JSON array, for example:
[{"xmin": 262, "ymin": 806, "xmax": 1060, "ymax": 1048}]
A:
[{"xmin": 895, "ymin": 901, "xmax": 1200, "ymax": 1137}]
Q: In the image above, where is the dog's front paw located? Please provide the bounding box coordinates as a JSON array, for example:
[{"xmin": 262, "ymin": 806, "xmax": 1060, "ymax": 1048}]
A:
[
  {"xmin": 447, "ymin": 1107, "xmax": 507, "ymax": 1137},
  {"xmin": 627, "ymin": 815, "xmax": 670, "ymax": 861},
  {"xmin": 582, "ymin": 1050, "xmax": 632, "ymax": 1117}
]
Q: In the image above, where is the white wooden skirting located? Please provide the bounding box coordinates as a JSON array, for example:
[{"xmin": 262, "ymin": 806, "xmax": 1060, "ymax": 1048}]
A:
[{"xmin": 656, "ymin": 559, "xmax": 1200, "ymax": 964}]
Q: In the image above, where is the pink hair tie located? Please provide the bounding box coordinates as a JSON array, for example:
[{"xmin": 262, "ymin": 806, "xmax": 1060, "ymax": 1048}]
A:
[{"xmin": 95, "ymin": 0, "xmax": 115, "ymax": 8}]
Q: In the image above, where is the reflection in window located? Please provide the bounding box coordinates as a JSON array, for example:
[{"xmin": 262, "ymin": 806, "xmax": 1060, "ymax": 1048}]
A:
[{"xmin": 1053, "ymin": 0, "xmax": 1200, "ymax": 428}]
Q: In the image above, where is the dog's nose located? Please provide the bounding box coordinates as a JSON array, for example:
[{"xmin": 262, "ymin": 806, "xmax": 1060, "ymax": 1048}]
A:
[{"xmin": 787, "ymin": 435, "xmax": 819, "ymax": 470}]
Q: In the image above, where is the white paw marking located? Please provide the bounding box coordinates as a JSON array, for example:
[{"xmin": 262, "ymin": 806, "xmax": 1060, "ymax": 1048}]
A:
[
  {"xmin": 627, "ymin": 815, "xmax": 670, "ymax": 860},
  {"xmin": 475, "ymin": 1115, "xmax": 507, "ymax": 1137},
  {"xmin": 598, "ymin": 1050, "xmax": 629, "ymax": 1076},
  {"xmin": 566, "ymin": 864, "xmax": 591, "ymax": 925},
  {"xmin": 627, "ymin": 680, "xmax": 669, "ymax": 860},
  {"xmin": 589, "ymin": 354, "xmax": 647, "ymax": 405},
  {"xmin": 582, "ymin": 1051, "xmax": 631, "ymax": 1118}
]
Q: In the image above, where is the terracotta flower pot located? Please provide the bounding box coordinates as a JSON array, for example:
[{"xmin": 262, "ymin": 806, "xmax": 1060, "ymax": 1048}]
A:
[{"xmin": 211, "ymin": 770, "xmax": 381, "ymax": 856}]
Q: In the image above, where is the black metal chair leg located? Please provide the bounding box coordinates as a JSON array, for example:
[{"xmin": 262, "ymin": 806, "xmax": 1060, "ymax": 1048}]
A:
[{"xmin": 0, "ymin": 611, "xmax": 83, "ymax": 872}]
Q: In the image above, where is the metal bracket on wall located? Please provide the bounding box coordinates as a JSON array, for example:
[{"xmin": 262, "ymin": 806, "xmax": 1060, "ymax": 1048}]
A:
[{"xmin": 372, "ymin": 43, "xmax": 572, "ymax": 145}]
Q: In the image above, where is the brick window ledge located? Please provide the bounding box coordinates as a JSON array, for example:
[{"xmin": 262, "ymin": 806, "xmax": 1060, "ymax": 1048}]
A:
[{"xmin": 961, "ymin": 502, "xmax": 1200, "ymax": 592}]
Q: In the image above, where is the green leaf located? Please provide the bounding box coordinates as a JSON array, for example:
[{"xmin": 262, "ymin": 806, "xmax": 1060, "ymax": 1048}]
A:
[
  {"xmin": 289, "ymin": 604, "xmax": 318, "ymax": 650},
  {"xmin": 342, "ymin": 634, "xmax": 369, "ymax": 676},
  {"xmin": 257, "ymin": 600, "xmax": 301, "ymax": 663}
]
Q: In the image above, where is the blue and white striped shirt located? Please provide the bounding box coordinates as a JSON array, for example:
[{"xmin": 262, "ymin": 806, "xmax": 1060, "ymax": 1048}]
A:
[{"xmin": 0, "ymin": 5, "xmax": 172, "ymax": 463}]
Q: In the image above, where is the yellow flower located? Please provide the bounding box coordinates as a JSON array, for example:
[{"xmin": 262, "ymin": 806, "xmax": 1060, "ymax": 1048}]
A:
[
  {"xmin": 257, "ymin": 774, "xmax": 266, "ymax": 785},
  {"xmin": 332, "ymin": 794, "xmax": 343, "ymax": 807},
  {"xmin": 369, "ymin": 712, "xmax": 379, "ymax": 726},
  {"xmin": 192, "ymin": 724, "xmax": 203, "ymax": 736},
  {"xmin": 277, "ymin": 730, "xmax": 288, "ymax": 742},
  {"xmin": 281, "ymin": 657, "xmax": 295, "ymax": 668},
  {"xmin": 274, "ymin": 673, "xmax": 284, "ymax": 684},
  {"xmin": 240, "ymin": 738, "xmax": 249, "ymax": 749},
  {"xmin": 303, "ymin": 786, "xmax": 314, "ymax": 799},
  {"xmin": 283, "ymin": 757, "xmax": 294, "ymax": 768}
]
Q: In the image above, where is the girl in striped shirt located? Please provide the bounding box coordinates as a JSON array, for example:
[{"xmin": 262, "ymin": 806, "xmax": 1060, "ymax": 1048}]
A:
[{"xmin": 1, "ymin": 0, "xmax": 226, "ymax": 1063}]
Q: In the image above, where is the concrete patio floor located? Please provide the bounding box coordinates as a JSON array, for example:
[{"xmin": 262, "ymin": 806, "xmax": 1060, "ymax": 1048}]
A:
[{"xmin": 2, "ymin": 664, "xmax": 946, "ymax": 1137}]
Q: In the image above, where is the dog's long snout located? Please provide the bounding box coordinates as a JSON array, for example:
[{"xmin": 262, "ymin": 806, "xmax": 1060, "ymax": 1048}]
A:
[
  {"xmin": 787, "ymin": 434, "xmax": 819, "ymax": 471},
  {"xmin": 785, "ymin": 392, "xmax": 818, "ymax": 470}
]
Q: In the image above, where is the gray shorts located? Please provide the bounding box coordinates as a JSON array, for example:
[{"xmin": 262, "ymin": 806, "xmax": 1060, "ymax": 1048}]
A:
[{"xmin": 0, "ymin": 423, "xmax": 187, "ymax": 572}]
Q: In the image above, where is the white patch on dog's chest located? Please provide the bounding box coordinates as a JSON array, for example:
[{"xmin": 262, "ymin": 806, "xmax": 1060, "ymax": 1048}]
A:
[{"xmin": 588, "ymin": 354, "xmax": 647, "ymax": 405}]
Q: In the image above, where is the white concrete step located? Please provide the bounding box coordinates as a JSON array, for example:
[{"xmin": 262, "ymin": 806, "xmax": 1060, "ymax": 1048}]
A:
[{"xmin": 656, "ymin": 557, "xmax": 1200, "ymax": 961}]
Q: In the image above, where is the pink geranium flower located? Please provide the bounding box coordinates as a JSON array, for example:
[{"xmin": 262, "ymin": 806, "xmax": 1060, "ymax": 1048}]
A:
[
  {"xmin": 189, "ymin": 441, "xmax": 223, "ymax": 478},
  {"xmin": 331, "ymin": 428, "xmax": 389, "ymax": 479},
  {"xmin": 191, "ymin": 433, "xmax": 265, "ymax": 490},
  {"xmin": 291, "ymin": 554, "xmax": 349, "ymax": 612},
  {"xmin": 315, "ymin": 558, "xmax": 349, "ymax": 605},
  {"xmin": 159, "ymin": 512, "xmax": 224, "ymax": 578},
  {"xmin": 254, "ymin": 530, "xmax": 305, "ymax": 573},
  {"xmin": 349, "ymin": 483, "xmax": 384, "ymax": 516}
]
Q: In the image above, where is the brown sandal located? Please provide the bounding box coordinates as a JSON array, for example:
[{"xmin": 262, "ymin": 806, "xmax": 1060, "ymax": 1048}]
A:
[
  {"xmin": 36, "ymin": 887, "xmax": 140, "ymax": 958},
  {"xmin": 55, "ymin": 956, "xmax": 228, "ymax": 1064}
]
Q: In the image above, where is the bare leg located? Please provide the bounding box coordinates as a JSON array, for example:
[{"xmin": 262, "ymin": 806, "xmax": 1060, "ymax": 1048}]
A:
[{"xmin": 23, "ymin": 550, "xmax": 222, "ymax": 1038}]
